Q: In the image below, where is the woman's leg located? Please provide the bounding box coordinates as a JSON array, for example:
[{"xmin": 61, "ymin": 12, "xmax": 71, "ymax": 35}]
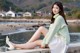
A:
[
  {"xmin": 6, "ymin": 26, "xmax": 48, "ymax": 49},
  {"xmin": 27, "ymin": 26, "xmax": 48, "ymax": 43},
  {"xmin": 13, "ymin": 40, "xmax": 43, "ymax": 49}
]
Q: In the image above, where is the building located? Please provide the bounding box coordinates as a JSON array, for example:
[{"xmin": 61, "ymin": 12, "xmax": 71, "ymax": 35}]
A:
[
  {"xmin": 36, "ymin": 11, "xmax": 42, "ymax": 16},
  {"xmin": 16, "ymin": 12, "xmax": 23, "ymax": 17},
  {"xmin": 6, "ymin": 10, "xmax": 15, "ymax": 17},
  {"xmin": 0, "ymin": 11, "xmax": 5, "ymax": 17},
  {"xmin": 6, "ymin": 7, "xmax": 15, "ymax": 17},
  {"xmin": 23, "ymin": 12, "xmax": 32, "ymax": 17}
]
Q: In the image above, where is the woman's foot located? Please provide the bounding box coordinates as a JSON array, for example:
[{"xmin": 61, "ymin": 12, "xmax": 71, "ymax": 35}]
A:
[{"xmin": 6, "ymin": 36, "xmax": 15, "ymax": 50}]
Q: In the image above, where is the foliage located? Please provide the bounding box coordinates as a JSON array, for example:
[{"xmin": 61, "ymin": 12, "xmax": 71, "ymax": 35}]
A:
[
  {"xmin": 71, "ymin": 8, "xmax": 80, "ymax": 19},
  {"xmin": 0, "ymin": 0, "xmax": 22, "ymax": 12},
  {"xmin": 75, "ymin": 11, "xmax": 80, "ymax": 19}
]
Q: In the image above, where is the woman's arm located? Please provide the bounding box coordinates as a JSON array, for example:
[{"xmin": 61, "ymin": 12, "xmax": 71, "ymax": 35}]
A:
[{"xmin": 42, "ymin": 16, "xmax": 63, "ymax": 46}]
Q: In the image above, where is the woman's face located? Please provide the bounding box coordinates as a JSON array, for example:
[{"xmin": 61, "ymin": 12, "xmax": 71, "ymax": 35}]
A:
[{"xmin": 52, "ymin": 4, "xmax": 60, "ymax": 15}]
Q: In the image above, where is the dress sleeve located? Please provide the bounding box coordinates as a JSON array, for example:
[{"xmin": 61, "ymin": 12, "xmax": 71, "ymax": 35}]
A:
[{"xmin": 42, "ymin": 16, "xmax": 62, "ymax": 46}]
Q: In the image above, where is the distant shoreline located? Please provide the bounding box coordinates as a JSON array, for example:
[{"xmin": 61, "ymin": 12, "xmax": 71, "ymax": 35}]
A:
[{"xmin": 0, "ymin": 19, "xmax": 80, "ymax": 23}]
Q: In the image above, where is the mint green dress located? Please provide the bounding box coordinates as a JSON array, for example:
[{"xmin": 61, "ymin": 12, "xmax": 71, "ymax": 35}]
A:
[{"xmin": 42, "ymin": 14, "xmax": 70, "ymax": 53}]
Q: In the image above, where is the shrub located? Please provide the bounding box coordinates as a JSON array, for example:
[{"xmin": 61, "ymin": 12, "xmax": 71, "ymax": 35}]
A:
[{"xmin": 75, "ymin": 12, "xmax": 80, "ymax": 19}]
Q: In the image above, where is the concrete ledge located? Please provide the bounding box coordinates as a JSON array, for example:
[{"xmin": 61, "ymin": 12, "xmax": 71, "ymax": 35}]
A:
[
  {"xmin": 1, "ymin": 33, "xmax": 80, "ymax": 53},
  {"xmin": 1, "ymin": 43, "xmax": 80, "ymax": 53},
  {"xmin": 0, "ymin": 48, "xmax": 50, "ymax": 53},
  {"xmin": 67, "ymin": 43, "xmax": 80, "ymax": 53}
]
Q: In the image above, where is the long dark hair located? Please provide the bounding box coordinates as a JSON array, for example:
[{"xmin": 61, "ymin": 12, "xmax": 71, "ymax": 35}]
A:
[{"xmin": 51, "ymin": 1, "xmax": 68, "ymax": 25}]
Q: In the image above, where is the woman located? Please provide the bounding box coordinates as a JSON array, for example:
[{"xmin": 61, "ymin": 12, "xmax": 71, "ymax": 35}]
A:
[{"xmin": 6, "ymin": 1, "xmax": 70, "ymax": 53}]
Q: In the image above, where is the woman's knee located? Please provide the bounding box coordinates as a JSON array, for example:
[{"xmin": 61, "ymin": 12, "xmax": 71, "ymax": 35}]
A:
[{"xmin": 38, "ymin": 26, "xmax": 45, "ymax": 30}]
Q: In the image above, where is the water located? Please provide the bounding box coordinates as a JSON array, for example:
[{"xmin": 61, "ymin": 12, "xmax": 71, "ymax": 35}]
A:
[
  {"xmin": 0, "ymin": 22, "xmax": 80, "ymax": 32},
  {"xmin": 0, "ymin": 22, "xmax": 38, "ymax": 24}
]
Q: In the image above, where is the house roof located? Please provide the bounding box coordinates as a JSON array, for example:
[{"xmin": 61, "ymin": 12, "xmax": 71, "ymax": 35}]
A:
[{"xmin": 6, "ymin": 10, "xmax": 15, "ymax": 14}]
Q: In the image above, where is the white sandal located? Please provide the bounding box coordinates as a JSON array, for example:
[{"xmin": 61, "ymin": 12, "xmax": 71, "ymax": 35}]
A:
[{"xmin": 6, "ymin": 36, "xmax": 15, "ymax": 50}]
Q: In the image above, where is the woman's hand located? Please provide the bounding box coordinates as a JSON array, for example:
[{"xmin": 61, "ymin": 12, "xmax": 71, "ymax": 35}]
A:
[
  {"xmin": 41, "ymin": 44, "xmax": 49, "ymax": 48},
  {"xmin": 41, "ymin": 44, "xmax": 45, "ymax": 48}
]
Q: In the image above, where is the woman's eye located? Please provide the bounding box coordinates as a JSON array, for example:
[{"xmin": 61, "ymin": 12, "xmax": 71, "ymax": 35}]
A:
[
  {"xmin": 56, "ymin": 7, "xmax": 59, "ymax": 9},
  {"xmin": 53, "ymin": 7, "xmax": 59, "ymax": 9}
]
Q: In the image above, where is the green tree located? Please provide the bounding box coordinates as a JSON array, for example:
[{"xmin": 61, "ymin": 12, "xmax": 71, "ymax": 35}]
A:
[
  {"xmin": 0, "ymin": 0, "xmax": 4, "ymax": 10},
  {"xmin": 0, "ymin": 0, "xmax": 22, "ymax": 12}
]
